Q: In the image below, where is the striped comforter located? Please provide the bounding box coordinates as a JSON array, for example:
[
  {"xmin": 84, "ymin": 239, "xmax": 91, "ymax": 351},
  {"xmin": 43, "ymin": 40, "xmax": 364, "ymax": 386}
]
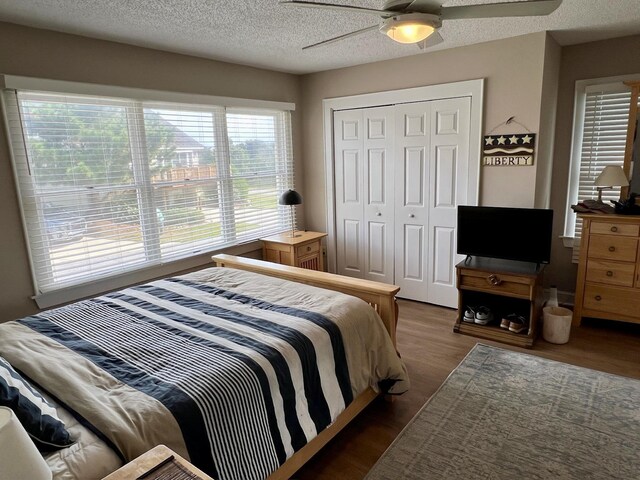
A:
[{"xmin": 0, "ymin": 268, "xmax": 409, "ymax": 480}]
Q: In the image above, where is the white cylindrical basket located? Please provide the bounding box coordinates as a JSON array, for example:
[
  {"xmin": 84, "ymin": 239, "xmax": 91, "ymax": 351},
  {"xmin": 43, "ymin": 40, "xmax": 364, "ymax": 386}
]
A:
[{"xmin": 542, "ymin": 306, "xmax": 573, "ymax": 344}]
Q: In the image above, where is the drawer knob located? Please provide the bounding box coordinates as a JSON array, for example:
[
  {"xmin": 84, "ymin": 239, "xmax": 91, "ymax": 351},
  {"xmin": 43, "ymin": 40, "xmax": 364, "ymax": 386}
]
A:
[
  {"xmin": 606, "ymin": 270, "xmax": 613, "ymax": 277},
  {"xmin": 595, "ymin": 295, "xmax": 602, "ymax": 301},
  {"xmin": 307, "ymin": 246, "xmax": 311, "ymax": 251},
  {"xmin": 608, "ymin": 246, "xmax": 616, "ymax": 252},
  {"xmin": 610, "ymin": 226, "xmax": 618, "ymax": 233},
  {"xmin": 487, "ymin": 274, "xmax": 502, "ymax": 286}
]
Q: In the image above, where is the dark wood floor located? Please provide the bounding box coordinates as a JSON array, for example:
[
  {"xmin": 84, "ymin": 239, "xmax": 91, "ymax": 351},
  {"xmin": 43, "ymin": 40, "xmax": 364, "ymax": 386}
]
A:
[{"xmin": 295, "ymin": 299, "xmax": 640, "ymax": 479}]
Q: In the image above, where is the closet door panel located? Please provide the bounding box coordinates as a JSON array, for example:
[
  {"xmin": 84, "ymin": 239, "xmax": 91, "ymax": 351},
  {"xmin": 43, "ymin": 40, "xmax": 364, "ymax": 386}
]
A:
[
  {"xmin": 427, "ymin": 97, "xmax": 472, "ymax": 307},
  {"xmin": 334, "ymin": 110, "xmax": 365, "ymax": 277},
  {"xmin": 363, "ymin": 107, "xmax": 395, "ymax": 283},
  {"xmin": 394, "ymin": 104, "xmax": 430, "ymax": 302}
]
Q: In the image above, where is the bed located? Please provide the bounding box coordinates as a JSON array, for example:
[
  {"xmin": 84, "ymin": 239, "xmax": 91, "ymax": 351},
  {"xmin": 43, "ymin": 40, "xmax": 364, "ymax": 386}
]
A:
[{"xmin": 0, "ymin": 254, "xmax": 408, "ymax": 480}]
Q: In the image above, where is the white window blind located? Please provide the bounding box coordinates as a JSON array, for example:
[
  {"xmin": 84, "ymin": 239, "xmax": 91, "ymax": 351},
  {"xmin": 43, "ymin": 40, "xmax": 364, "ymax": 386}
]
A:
[
  {"xmin": 3, "ymin": 90, "xmax": 294, "ymax": 294},
  {"xmin": 568, "ymin": 83, "xmax": 636, "ymax": 262}
]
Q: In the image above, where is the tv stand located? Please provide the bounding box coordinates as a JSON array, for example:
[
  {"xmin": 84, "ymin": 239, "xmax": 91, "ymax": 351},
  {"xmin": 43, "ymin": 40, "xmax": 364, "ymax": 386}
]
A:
[{"xmin": 453, "ymin": 257, "xmax": 545, "ymax": 348}]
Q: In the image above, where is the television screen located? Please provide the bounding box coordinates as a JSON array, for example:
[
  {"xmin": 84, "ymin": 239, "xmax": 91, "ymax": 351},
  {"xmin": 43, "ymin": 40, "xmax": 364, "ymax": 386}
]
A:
[{"xmin": 457, "ymin": 206, "xmax": 553, "ymax": 264}]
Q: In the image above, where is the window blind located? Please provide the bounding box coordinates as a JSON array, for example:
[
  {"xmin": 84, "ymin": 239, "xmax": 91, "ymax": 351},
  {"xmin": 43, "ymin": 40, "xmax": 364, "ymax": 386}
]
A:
[
  {"xmin": 571, "ymin": 85, "xmax": 636, "ymax": 262},
  {"xmin": 3, "ymin": 90, "xmax": 295, "ymax": 294}
]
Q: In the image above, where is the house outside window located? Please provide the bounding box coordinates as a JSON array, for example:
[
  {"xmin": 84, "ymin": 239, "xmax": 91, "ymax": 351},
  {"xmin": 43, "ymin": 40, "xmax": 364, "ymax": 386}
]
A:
[
  {"xmin": 3, "ymin": 89, "xmax": 294, "ymax": 296},
  {"xmin": 564, "ymin": 75, "xmax": 639, "ymax": 261}
]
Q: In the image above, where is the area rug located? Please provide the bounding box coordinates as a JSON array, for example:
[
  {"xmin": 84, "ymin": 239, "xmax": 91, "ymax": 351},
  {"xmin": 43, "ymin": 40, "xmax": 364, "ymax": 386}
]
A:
[{"xmin": 366, "ymin": 344, "xmax": 640, "ymax": 479}]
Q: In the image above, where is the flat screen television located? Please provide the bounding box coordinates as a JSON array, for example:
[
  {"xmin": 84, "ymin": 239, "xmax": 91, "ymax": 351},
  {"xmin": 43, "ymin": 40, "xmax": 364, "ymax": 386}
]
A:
[{"xmin": 457, "ymin": 206, "xmax": 553, "ymax": 264}]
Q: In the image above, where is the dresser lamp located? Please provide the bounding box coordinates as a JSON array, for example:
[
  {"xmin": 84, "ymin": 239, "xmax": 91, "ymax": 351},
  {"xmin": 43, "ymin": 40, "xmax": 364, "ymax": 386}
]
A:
[
  {"xmin": 0, "ymin": 406, "xmax": 52, "ymax": 480},
  {"xmin": 594, "ymin": 166, "xmax": 629, "ymax": 202},
  {"xmin": 278, "ymin": 189, "xmax": 303, "ymax": 238}
]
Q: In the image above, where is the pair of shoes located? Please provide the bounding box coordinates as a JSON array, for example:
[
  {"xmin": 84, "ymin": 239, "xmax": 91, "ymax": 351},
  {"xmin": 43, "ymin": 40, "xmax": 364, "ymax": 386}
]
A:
[
  {"xmin": 500, "ymin": 314, "xmax": 528, "ymax": 334},
  {"xmin": 474, "ymin": 306, "xmax": 493, "ymax": 325},
  {"xmin": 463, "ymin": 306, "xmax": 476, "ymax": 323}
]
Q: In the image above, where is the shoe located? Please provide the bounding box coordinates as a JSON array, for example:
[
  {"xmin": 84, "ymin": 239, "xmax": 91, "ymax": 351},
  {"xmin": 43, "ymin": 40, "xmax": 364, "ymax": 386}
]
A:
[
  {"xmin": 501, "ymin": 313, "xmax": 519, "ymax": 330},
  {"xmin": 474, "ymin": 306, "xmax": 493, "ymax": 325},
  {"xmin": 463, "ymin": 307, "xmax": 476, "ymax": 323},
  {"xmin": 508, "ymin": 315, "xmax": 528, "ymax": 334}
]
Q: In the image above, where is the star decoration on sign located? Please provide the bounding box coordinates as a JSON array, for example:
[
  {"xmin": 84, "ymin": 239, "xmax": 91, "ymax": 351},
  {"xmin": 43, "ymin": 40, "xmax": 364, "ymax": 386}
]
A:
[
  {"xmin": 522, "ymin": 134, "xmax": 533, "ymax": 144},
  {"xmin": 509, "ymin": 135, "xmax": 519, "ymax": 144},
  {"xmin": 485, "ymin": 136, "xmax": 494, "ymax": 146},
  {"xmin": 497, "ymin": 136, "xmax": 506, "ymax": 145}
]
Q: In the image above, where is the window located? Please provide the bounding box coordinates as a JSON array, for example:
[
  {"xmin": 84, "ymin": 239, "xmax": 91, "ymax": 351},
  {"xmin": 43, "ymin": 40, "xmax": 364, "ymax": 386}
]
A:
[
  {"xmin": 3, "ymin": 89, "xmax": 294, "ymax": 294},
  {"xmin": 565, "ymin": 77, "xmax": 639, "ymax": 261}
]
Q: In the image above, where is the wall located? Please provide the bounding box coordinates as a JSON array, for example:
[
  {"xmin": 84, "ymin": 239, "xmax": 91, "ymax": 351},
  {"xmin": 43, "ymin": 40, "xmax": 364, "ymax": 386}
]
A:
[
  {"xmin": 547, "ymin": 33, "xmax": 640, "ymax": 293},
  {"xmin": 0, "ymin": 22, "xmax": 303, "ymax": 322},
  {"xmin": 300, "ymin": 32, "xmax": 550, "ymax": 236},
  {"xmin": 534, "ymin": 34, "xmax": 561, "ymax": 209}
]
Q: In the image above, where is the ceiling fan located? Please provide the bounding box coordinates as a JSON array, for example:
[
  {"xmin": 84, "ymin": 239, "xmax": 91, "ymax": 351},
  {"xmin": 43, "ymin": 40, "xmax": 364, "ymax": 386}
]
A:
[{"xmin": 281, "ymin": 0, "xmax": 562, "ymax": 50}]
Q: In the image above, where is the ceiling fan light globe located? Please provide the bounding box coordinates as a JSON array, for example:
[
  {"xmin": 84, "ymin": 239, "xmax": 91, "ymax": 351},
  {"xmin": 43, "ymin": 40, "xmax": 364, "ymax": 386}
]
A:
[
  {"xmin": 380, "ymin": 13, "xmax": 441, "ymax": 45},
  {"xmin": 386, "ymin": 24, "xmax": 435, "ymax": 43}
]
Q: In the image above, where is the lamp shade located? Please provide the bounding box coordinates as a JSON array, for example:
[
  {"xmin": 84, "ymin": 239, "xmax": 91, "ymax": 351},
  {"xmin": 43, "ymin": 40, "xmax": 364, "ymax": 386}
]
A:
[
  {"xmin": 594, "ymin": 166, "xmax": 629, "ymax": 187},
  {"xmin": 279, "ymin": 189, "xmax": 303, "ymax": 206},
  {"xmin": 0, "ymin": 407, "xmax": 52, "ymax": 480}
]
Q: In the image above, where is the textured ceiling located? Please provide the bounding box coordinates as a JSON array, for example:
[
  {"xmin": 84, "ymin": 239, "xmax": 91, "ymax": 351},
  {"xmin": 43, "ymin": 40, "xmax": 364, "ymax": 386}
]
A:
[{"xmin": 0, "ymin": 0, "xmax": 639, "ymax": 74}]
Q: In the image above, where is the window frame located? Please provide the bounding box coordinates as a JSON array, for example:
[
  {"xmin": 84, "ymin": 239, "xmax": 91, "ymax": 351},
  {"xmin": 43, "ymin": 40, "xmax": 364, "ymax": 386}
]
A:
[
  {"xmin": 563, "ymin": 74, "xmax": 640, "ymax": 245},
  {"xmin": 1, "ymin": 76, "xmax": 296, "ymax": 308}
]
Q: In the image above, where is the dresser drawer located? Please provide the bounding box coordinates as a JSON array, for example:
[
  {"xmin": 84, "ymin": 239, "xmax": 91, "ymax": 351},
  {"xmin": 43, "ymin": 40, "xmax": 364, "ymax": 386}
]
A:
[
  {"xmin": 586, "ymin": 260, "xmax": 636, "ymax": 287},
  {"xmin": 590, "ymin": 221, "xmax": 640, "ymax": 237},
  {"xmin": 296, "ymin": 241, "xmax": 319, "ymax": 257},
  {"xmin": 583, "ymin": 284, "xmax": 640, "ymax": 319},
  {"xmin": 587, "ymin": 235, "xmax": 638, "ymax": 262},
  {"xmin": 459, "ymin": 271, "xmax": 530, "ymax": 297}
]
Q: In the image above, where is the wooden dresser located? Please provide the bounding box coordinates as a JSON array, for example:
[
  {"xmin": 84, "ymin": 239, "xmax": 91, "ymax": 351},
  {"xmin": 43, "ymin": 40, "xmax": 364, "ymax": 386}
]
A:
[
  {"xmin": 573, "ymin": 214, "xmax": 640, "ymax": 326},
  {"xmin": 260, "ymin": 231, "xmax": 327, "ymax": 271}
]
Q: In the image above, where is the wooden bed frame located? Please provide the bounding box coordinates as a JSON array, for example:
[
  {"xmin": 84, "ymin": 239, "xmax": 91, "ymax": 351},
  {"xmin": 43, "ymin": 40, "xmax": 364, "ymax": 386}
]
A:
[{"xmin": 211, "ymin": 254, "xmax": 400, "ymax": 480}]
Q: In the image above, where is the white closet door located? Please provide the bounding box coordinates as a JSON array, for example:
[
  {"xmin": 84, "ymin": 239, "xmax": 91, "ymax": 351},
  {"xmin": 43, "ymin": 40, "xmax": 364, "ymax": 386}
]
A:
[
  {"xmin": 363, "ymin": 107, "xmax": 395, "ymax": 283},
  {"xmin": 427, "ymin": 97, "xmax": 471, "ymax": 307},
  {"xmin": 334, "ymin": 109, "xmax": 365, "ymax": 278},
  {"xmin": 334, "ymin": 107, "xmax": 395, "ymax": 282},
  {"xmin": 394, "ymin": 102, "xmax": 431, "ymax": 302}
]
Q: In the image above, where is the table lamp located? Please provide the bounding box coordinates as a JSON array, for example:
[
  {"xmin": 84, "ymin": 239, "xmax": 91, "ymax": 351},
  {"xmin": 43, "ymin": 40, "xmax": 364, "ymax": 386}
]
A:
[
  {"xmin": 594, "ymin": 166, "xmax": 629, "ymax": 202},
  {"xmin": 0, "ymin": 406, "xmax": 52, "ymax": 480},
  {"xmin": 279, "ymin": 189, "xmax": 302, "ymax": 238}
]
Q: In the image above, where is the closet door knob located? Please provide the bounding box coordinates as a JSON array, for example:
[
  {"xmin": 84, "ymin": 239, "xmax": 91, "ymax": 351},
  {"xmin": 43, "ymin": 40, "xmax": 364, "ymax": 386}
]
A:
[
  {"xmin": 376, "ymin": 212, "xmax": 382, "ymax": 216},
  {"xmin": 409, "ymin": 214, "xmax": 415, "ymax": 218}
]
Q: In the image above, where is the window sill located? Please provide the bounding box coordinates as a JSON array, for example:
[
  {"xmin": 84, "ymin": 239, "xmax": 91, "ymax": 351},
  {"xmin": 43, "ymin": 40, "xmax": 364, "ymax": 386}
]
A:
[
  {"xmin": 33, "ymin": 240, "xmax": 263, "ymax": 309},
  {"xmin": 560, "ymin": 236, "xmax": 575, "ymax": 248}
]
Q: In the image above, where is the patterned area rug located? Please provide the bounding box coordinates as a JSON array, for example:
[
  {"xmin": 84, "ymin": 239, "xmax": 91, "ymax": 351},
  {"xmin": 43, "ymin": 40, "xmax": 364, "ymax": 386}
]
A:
[{"xmin": 366, "ymin": 344, "xmax": 640, "ymax": 479}]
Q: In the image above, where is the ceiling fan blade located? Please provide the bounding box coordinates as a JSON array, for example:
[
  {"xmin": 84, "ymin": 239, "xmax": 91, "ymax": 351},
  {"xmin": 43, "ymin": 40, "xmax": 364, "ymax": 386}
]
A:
[
  {"xmin": 417, "ymin": 30, "xmax": 444, "ymax": 49},
  {"xmin": 280, "ymin": 1, "xmax": 393, "ymax": 17},
  {"xmin": 441, "ymin": 0, "xmax": 562, "ymax": 20},
  {"xmin": 406, "ymin": 0, "xmax": 443, "ymax": 14},
  {"xmin": 302, "ymin": 25, "xmax": 380, "ymax": 50}
]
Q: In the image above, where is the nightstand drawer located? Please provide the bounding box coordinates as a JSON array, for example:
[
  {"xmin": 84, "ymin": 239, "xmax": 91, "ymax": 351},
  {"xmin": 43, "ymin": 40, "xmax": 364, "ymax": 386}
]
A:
[
  {"xmin": 587, "ymin": 235, "xmax": 638, "ymax": 262},
  {"xmin": 296, "ymin": 241, "xmax": 319, "ymax": 257},
  {"xmin": 586, "ymin": 260, "xmax": 635, "ymax": 287},
  {"xmin": 590, "ymin": 221, "xmax": 640, "ymax": 237},
  {"xmin": 584, "ymin": 284, "xmax": 640, "ymax": 318},
  {"xmin": 459, "ymin": 271, "xmax": 530, "ymax": 297}
]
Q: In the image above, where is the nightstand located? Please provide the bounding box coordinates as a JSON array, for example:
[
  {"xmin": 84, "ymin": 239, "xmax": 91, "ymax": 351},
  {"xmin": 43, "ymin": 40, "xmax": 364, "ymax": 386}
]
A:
[
  {"xmin": 103, "ymin": 445, "xmax": 214, "ymax": 480},
  {"xmin": 260, "ymin": 231, "xmax": 327, "ymax": 271}
]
